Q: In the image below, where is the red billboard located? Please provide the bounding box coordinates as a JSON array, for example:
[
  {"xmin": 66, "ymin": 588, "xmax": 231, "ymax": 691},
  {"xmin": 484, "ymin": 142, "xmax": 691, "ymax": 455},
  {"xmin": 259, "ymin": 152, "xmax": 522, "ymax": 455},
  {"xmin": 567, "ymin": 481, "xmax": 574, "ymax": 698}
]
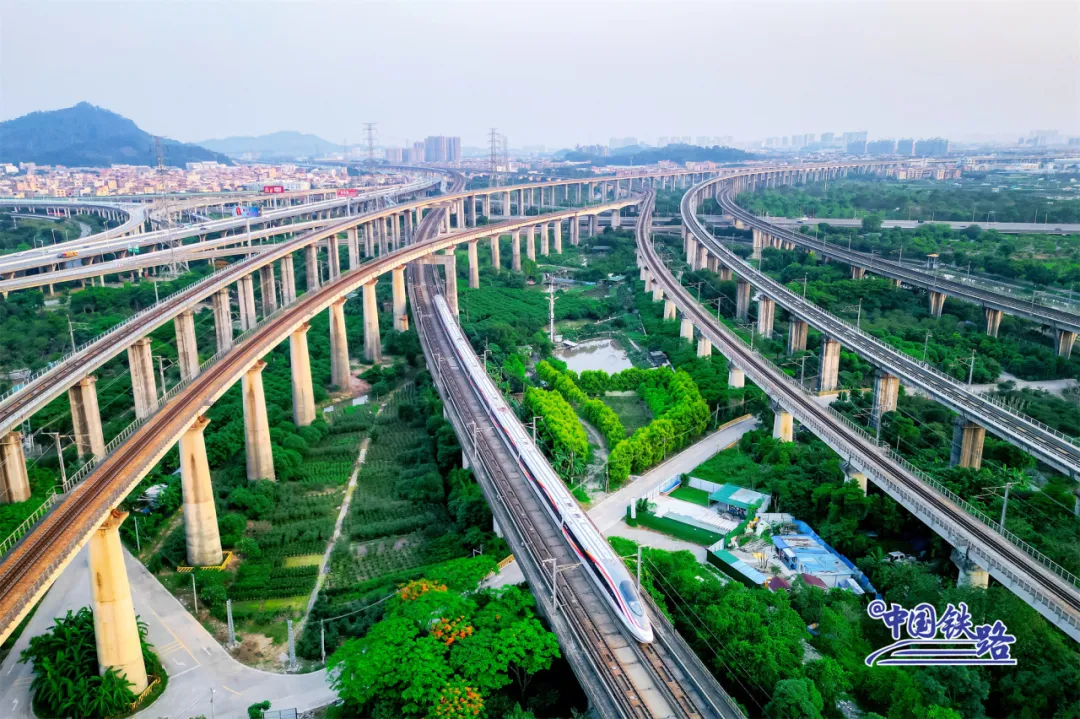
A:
[
  {"xmin": 262, "ymin": 185, "xmax": 285, "ymax": 194},
  {"xmin": 336, "ymin": 188, "xmax": 359, "ymax": 197}
]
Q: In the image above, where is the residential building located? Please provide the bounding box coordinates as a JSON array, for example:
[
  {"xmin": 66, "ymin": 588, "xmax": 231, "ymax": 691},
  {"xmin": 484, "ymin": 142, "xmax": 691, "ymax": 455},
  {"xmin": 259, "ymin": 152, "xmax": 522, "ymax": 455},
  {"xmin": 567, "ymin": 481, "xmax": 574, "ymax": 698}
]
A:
[
  {"xmin": 914, "ymin": 137, "xmax": 950, "ymax": 156},
  {"xmin": 896, "ymin": 138, "xmax": 915, "ymax": 155},
  {"xmin": 847, "ymin": 140, "xmax": 868, "ymax": 154},
  {"xmin": 866, "ymin": 138, "xmax": 897, "ymax": 155}
]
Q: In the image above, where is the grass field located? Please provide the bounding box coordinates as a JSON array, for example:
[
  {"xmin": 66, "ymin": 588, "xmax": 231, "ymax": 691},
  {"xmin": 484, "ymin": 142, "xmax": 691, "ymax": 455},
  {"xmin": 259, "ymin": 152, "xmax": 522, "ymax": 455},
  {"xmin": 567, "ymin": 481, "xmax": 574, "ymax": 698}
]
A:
[
  {"xmin": 688, "ymin": 448, "xmax": 762, "ymax": 488},
  {"xmin": 669, "ymin": 485, "xmax": 710, "ymax": 507},
  {"xmin": 602, "ymin": 394, "xmax": 653, "ymax": 435},
  {"xmin": 283, "ymin": 553, "xmax": 324, "ymax": 568}
]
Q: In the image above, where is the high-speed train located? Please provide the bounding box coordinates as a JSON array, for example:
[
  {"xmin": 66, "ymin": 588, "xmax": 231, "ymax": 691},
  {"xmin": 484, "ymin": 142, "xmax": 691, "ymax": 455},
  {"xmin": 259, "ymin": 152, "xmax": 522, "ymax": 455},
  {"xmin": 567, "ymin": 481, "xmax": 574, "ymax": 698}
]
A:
[{"xmin": 434, "ymin": 294, "xmax": 654, "ymax": 643}]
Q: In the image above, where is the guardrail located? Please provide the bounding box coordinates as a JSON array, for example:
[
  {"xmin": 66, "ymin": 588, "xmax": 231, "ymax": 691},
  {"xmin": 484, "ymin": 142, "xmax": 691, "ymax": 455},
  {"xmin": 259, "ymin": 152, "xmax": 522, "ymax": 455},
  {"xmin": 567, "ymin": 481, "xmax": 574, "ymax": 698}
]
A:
[{"xmin": 0, "ymin": 489, "xmax": 60, "ymax": 557}]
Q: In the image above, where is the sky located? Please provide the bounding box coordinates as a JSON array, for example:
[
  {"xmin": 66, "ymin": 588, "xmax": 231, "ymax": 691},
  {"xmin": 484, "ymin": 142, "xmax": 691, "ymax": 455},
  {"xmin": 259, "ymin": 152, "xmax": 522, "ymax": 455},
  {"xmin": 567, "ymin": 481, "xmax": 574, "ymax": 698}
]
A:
[{"xmin": 2, "ymin": 0, "xmax": 1078, "ymax": 150}]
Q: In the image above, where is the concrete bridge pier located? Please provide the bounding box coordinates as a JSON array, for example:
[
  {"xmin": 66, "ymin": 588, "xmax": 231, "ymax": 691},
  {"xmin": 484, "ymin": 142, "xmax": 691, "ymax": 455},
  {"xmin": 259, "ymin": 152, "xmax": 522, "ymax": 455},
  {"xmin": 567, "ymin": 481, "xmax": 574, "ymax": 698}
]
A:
[
  {"xmin": 735, "ymin": 280, "xmax": 751, "ymax": 321},
  {"xmin": 467, "ymin": 240, "xmax": 480, "ymax": 289},
  {"xmin": 772, "ymin": 404, "xmax": 794, "ymax": 442},
  {"xmin": 851, "ymin": 266, "xmax": 866, "ymax": 280},
  {"xmin": 751, "ymin": 228, "xmax": 763, "ymax": 260},
  {"xmin": 511, "ymin": 231, "xmax": 522, "ymax": 272},
  {"xmin": 540, "ymin": 226, "xmax": 550, "ymax": 256},
  {"xmin": 405, "ymin": 208, "xmax": 415, "ymax": 240},
  {"xmin": 281, "ymin": 255, "xmax": 297, "ymax": 305},
  {"xmin": 213, "ymin": 288, "xmax": 233, "ymax": 352},
  {"xmin": 363, "ymin": 222, "xmax": 374, "ymax": 257},
  {"xmin": 706, "ymin": 256, "xmax": 718, "ymax": 273},
  {"xmin": 127, "ymin": 337, "xmax": 158, "ymax": 419},
  {"xmin": 686, "ymin": 237, "xmax": 698, "ymax": 269},
  {"xmin": 697, "ymin": 337, "xmax": 712, "ymax": 357},
  {"xmin": 929, "ymin": 290, "xmax": 947, "ymax": 318},
  {"xmin": 0, "ymin": 431, "xmax": 31, "ymax": 503},
  {"xmin": 174, "ymin": 310, "xmax": 200, "ymax": 381},
  {"xmin": 1056, "ymin": 329, "xmax": 1077, "ymax": 359},
  {"xmin": 490, "ymin": 235, "xmax": 501, "ymax": 271},
  {"xmin": 421, "ymin": 254, "xmax": 458, "ymax": 317},
  {"xmin": 788, "ymin": 319, "xmax": 808, "ymax": 353},
  {"xmin": 589, "ymin": 214, "xmax": 598, "ymax": 237},
  {"xmin": 347, "ymin": 228, "xmax": 359, "ymax": 269},
  {"xmin": 728, "ymin": 367, "xmax": 745, "ymax": 389},
  {"xmin": 663, "ymin": 299, "xmax": 677, "ymax": 321},
  {"xmin": 818, "ymin": 337, "xmax": 841, "ymax": 393},
  {"xmin": 718, "ymin": 265, "xmax": 733, "ymax": 281},
  {"xmin": 179, "ymin": 416, "xmax": 224, "ymax": 566},
  {"xmin": 329, "ymin": 298, "xmax": 350, "ymax": 388},
  {"xmin": 328, "ymin": 235, "xmax": 341, "ymax": 280},
  {"xmin": 652, "ymin": 284, "xmax": 664, "ymax": 303},
  {"xmin": 482, "ymin": 195, "xmax": 491, "ymax": 219},
  {"xmin": 88, "ymin": 509, "xmax": 149, "ymax": 694},
  {"xmin": 525, "ymin": 226, "xmax": 536, "ymax": 262},
  {"xmin": 611, "ymin": 209, "xmax": 621, "ymax": 230},
  {"xmin": 952, "ymin": 547, "xmax": 989, "ymax": 589},
  {"xmin": 69, "ymin": 376, "xmax": 105, "ymax": 458},
  {"xmin": 680, "ymin": 318, "xmax": 694, "ymax": 342},
  {"xmin": 290, "ymin": 323, "xmax": 315, "ymax": 426},
  {"xmin": 392, "ymin": 267, "xmax": 409, "ymax": 332},
  {"xmin": 391, "ymin": 214, "xmax": 401, "ymax": 248},
  {"xmin": 259, "ymin": 265, "xmax": 278, "ymax": 314},
  {"xmin": 757, "ymin": 296, "xmax": 775, "ymax": 337},
  {"xmin": 238, "ymin": 274, "xmax": 257, "ymax": 331},
  {"xmin": 951, "ymin": 417, "xmax": 986, "ymax": 469},
  {"xmin": 871, "ymin": 370, "xmax": 899, "ymax": 428},
  {"xmin": 569, "ymin": 217, "xmax": 579, "ymax": 246},
  {"xmin": 697, "ymin": 246, "xmax": 708, "ymax": 271},
  {"xmin": 363, "ymin": 280, "xmax": 382, "ymax": 363},
  {"xmin": 553, "ymin": 221, "xmax": 562, "ymax": 253},
  {"xmin": 984, "ymin": 308, "xmax": 1003, "ymax": 337},
  {"xmin": 242, "ymin": 360, "xmax": 275, "ymax": 481}
]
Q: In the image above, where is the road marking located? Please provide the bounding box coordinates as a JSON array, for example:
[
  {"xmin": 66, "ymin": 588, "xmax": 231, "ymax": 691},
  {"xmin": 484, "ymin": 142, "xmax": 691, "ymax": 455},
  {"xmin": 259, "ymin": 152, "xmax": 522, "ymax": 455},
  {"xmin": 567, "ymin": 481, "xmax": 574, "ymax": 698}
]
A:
[
  {"xmin": 221, "ymin": 685, "xmax": 242, "ymax": 695},
  {"xmin": 170, "ymin": 664, "xmax": 201, "ymax": 679},
  {"xmin": 11, "ymin": 699, "xmax": 17, "ymax": 712},
  {"xmin": 149, "ymin": 605, "xmax": 201, "ymax": 669}
]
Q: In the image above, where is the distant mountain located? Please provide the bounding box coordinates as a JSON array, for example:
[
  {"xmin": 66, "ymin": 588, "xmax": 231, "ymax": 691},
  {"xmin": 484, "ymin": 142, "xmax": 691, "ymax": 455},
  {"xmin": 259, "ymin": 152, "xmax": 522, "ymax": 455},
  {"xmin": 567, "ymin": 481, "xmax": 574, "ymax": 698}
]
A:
[
  {"xmin": 0, "ymin": 102, "xmax": 230, "ymax": 168},
  {"xmin": 198, "ymin": 131, "xmax": 342, "ymax": 159}
]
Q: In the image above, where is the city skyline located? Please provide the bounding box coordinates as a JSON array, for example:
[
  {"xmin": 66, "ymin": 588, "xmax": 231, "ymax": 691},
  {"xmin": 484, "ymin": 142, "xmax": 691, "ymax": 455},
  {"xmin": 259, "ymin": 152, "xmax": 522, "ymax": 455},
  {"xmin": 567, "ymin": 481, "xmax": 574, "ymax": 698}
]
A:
[{"xmin": 2, "ymin": 1, "xmax": 1077, "ymax": 149}]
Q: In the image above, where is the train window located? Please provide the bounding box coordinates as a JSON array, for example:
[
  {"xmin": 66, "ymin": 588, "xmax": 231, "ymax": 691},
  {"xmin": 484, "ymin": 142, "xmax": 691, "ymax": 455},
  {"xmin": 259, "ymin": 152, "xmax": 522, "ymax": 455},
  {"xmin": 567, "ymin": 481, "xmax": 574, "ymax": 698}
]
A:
[{"xmin": 618, "ymin": 581, "xmax": 645, "ymax": 617}]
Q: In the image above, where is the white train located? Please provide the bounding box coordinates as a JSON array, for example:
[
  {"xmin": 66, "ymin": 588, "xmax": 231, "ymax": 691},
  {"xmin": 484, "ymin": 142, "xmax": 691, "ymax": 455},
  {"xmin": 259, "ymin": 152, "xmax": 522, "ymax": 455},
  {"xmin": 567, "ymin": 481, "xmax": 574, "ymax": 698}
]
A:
[{"xmin": 435, "ymin": 294, "xmax": 654, "ymax": 643}]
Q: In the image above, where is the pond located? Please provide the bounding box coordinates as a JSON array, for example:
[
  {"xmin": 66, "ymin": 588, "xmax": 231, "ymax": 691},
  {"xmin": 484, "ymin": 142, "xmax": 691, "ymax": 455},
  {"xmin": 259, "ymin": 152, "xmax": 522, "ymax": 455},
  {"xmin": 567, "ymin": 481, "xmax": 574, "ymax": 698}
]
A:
[{"xmin": 555, "ymin": 338, "xmax": 633, "ymax": 374}]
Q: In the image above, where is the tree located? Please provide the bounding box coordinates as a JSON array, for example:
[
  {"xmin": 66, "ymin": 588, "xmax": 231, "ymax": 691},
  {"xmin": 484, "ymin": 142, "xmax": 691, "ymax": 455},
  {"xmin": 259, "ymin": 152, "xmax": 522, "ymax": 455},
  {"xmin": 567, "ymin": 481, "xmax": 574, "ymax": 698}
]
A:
[
  {"xmin": 861, "ymin": 214, "xmax": 884, "ymax": 233},
  {"xmin": 765, "ymin": 678, "xmax": 824, "ymax": 719}
]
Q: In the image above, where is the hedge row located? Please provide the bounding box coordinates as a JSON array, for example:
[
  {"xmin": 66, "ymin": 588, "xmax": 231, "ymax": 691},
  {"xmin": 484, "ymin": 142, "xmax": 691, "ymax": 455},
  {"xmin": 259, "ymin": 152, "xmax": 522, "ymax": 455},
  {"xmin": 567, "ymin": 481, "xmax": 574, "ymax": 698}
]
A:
[{"xmin": 524, "ymin": 387, "xmax": 589, "ymax": 461}]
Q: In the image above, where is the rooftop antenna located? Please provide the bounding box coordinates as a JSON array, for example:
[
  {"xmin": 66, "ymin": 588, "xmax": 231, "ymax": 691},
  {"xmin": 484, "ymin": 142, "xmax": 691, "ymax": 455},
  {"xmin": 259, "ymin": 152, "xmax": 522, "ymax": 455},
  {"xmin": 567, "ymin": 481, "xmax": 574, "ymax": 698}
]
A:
[
  {"xmin": 489, "ymin": 127, "xmax": 500, "ymax": 187},
  {"xmin": 364, "ymin": 123, "xmax": 377, "ymax": 163}
]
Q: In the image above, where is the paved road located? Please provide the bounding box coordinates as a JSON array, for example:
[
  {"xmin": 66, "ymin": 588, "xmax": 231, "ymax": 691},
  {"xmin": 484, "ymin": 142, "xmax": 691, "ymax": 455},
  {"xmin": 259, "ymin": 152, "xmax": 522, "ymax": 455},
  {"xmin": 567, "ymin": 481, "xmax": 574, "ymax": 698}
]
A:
[{"xmin": 0, "ymin": 546, "xmax": 335, "ymax": 719}]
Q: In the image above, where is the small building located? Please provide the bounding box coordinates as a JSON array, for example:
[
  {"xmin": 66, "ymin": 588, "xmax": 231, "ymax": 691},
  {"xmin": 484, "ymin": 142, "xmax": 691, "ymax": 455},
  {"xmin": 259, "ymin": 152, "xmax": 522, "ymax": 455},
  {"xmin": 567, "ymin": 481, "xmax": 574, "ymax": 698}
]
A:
[
  {"xmin": 765, "ymin": 576, "xmax": 791, "ymax": 593},
  {"xmin": 707, "ymin": 484, "xmax": 770, "ymax": 518},
  {"xmin": 773, "ymin": 533, "xmax": 862, "ymax": 592}
]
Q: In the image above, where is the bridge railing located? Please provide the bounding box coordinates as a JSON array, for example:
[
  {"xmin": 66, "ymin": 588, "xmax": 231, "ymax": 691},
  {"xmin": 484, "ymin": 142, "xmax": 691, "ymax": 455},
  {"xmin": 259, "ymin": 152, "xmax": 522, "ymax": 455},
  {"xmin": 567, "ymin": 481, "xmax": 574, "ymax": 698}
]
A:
[{"xmin": 690, "ymin": 181, "xmax": 1080, "ymax": 453}]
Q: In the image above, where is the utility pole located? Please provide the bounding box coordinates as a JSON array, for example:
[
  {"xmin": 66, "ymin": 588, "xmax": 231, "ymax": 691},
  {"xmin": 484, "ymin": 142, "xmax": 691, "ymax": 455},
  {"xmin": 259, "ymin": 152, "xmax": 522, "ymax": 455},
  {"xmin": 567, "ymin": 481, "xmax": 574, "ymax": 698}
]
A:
[
  {"xmin": 364, "ymin": 123, "xmax": 377, "ymax": 163},
  {"xmin": 44, "ymin": 432, "xmax": 67, "ymax": 488},
  {"xmin": 967, "ymin": 349, "xmax": 976, "ymax": 386},
  {"xmin": 1000, "ymin": 482, "xmax": 1015, "ymax": 528},
  {"xmin": 922, "ymin": 330, "xmax": 932, "ymax": 362},
  {"xmin": 547, "ymin": 275, "xmax": 557, "ymax": 344}
]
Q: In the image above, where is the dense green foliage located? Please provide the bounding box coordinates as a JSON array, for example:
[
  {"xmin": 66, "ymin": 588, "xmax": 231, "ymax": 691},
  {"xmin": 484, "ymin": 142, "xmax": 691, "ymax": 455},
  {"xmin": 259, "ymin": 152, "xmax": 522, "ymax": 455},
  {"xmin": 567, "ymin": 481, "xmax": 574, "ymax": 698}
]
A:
[
  {"xmin": 523, "ymin": 387, "xmax": 590, "ymax": 476},
  {"xmin": 20, "ymin": 607, "xmax": 163, "ymax": 718}
]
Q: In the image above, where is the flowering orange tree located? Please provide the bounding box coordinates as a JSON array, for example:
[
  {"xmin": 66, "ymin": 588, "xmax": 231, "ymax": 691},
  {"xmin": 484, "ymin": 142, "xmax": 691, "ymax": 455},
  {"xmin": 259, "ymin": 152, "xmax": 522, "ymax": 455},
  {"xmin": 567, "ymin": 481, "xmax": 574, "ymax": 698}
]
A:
[{"xmin": 428, "ymin": 681, "xmax": 484, "ymax": 719}]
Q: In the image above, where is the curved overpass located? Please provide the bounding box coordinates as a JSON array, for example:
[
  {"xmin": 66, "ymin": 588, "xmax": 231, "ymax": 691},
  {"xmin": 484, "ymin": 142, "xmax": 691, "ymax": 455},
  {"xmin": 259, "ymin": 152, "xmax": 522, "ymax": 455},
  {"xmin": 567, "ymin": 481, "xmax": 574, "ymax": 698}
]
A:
[
  {"xmin": 720, "ymin": 191, "xmax": 1080, "ymax": 338},
  {"xmin": 638, "ymin": 189, "xmax": 1080, "ymax": 643},
  {"xmin": 683, "ymin": 174, "xmax": 1080, "ymax": 477}
]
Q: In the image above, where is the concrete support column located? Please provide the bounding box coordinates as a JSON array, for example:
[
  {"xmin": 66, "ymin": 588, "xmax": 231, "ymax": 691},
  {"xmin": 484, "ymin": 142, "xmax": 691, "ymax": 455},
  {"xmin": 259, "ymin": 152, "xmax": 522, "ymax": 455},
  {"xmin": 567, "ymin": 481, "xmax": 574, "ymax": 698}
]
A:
[
  {"xmin": 1056, "ymin": 329, "xmax": 1077, "ymax": 359},
  {"xmin": 981, "ymin": 307, "xmax": 1004, "ymax": 337},
  {"xmin": 405, "ymin": 208, "xmax": 414, "ymax": 239},
  {"xmin": 482, "ymin": 194, "xmax": 491, "ymax": 218},
  {"xmin": 707, "ymin": 256, "xmax": 718, "ymax": 273},
  {"xmin": 851, "ymin": 266, "xmax": 866, "ymax": 280},
  {"xmin": 290, "ymin": 323, "xmax": 315, "ymax": 426},
  {"xmin": 363, "ymin": 222, "xmax": 374, "ymax": 257},
  {"xmin": 391, "ymin": 214, "xmax": 400, "ymax": 249},
  {"xmin": 511, "ymin": 230, "xmax": 522, "ymax": 272},
  {"xmin": 772, "ymin": 406, "xmax": 794, "ymax": 442},
  {"xmin": 696, "ymin": 337, "xmax": 712, "ymax": 357},
  {"xmin": 127, "ymin": 337, "xmax": 157, "ymax": 419},
  {"xmin": 179, "ymin": 416, "xmax": 223, "ymax": 566},
  {"xmin": 238, "ymin": 274, "xmax": 257, "ymax": 331},
  {"xmin": 540, "ymin": 226, "xmax": 550, "ymax": 256},
  {"xmin": 553, "ymin": 220, "xmax": 562, "ymax": 251},
  {"xmin": 444, "ymin": 254, "xmax": 459, "ymax": 317},
  {"xmin": 490, "ymin": 235, "xmax": 501, "ymax": 271},
  {"xmin": 347, "ymin": 228, "xmax": 359, "ymax": 269},
  {"xmin": 69, "ymin": 376, "xmax": 105, "ymax": 458},
  {"xmin": 652, "ymin": 284, "xmax": 664, "ymax": 303},
  {"xmin": 88, "ymin": 509, "xmax": 148, "ymax": 694},
  {"xmin": 611, "ymin": 208, "xmax": 621, "ymax": 230},
  {"xmin": 242, "ymin": 360, "xmax": 275, "ymax": 481},
  {"xmin": 328, "ymin": 235, "xmax": 341, "ymax": 279},
  {"xmin": 871, "ymin": 370, "xmax": 900, "ymax": 428},
  {"xmin": 329, "ymin": 298, "xmax": 350, "ymax": 388},
  {"xmin": 787, "ymin": 319, "xmax": 808, "ymax": 353},
  {"xmin": 281, "ymin": 255, "xmax": 296, "ymax": 305},
  {"xmin": 525, "ymin": 225, "xmax": 536, "ymax": 262},
  {"xmin": 929, "ymin": 290, "xmax": 946, "ymax": 318},
  {"xmin": 213, "ymin": 288, "xmax": 232, "ymax": 352},
  {"xmin": 818, "ymin": 337, "xmax": 841, "ymax": 393},
  {"xmin": 467, "ymin": 240, "xmax": 480, "ymax": 288},
  {"xmin": 680, "ymin": 318, "xmax": 694, "ymax": 342},
  {"xmin": 306, "ymin": 244, "xmax": 320, "ymax": 292},
  {"xmin": 363, "ymin": 281, "xmax": 382, "ymax": 363},
  {"xmin": 751, "ymin": 228, "xmax": 763, "ymax": 259},
  {"xmin": 174, "ymin": 309, "xmax": 199, "ymax": 381},
  {"xmin": 952, "ymin": 548, "xmax": 989, "ymax": 589},
  {"xmin": 392, "ymin": 266, "xmax": 408, "ymax": 331},
  {"xmin": 570, "ymin": 217, "xmax": 579, "ymax": 246},
  {"xmin": 848, "ymin": 471, "xmax": 868, "ymax": 494},
  {"xmin": 663, "ymin": 299, "xmax": 677, "ymax": 321},
  {"xmin": 951, "ymin": 418, "xmax": 986, "ymax": 469},
  {"xmin": 503, "ymin": 191, "xmax": 511, "ymax": 217},
  {"xmin": 757, "ymin": 296, "xmax": 775, "ymax": 337},
  {"xmin": 735, "ymin": 280, "xmax": 751, "ymax": 321},
  {"xmin": 728, "ymin": 367, "xmax": 745, "ymax": 388},
  {"xmin": 589, "ymin": 214, "xmax": 598, "ymax": 237},
  {"xmin": 257, "ymin": 265, "xmax": 277, "ymax": 317},
  {"xmin": 718, "ymin": 266, "xmax": 733, "ymax": 281},
  {"xmin": 0, "ymin": 431, "xmax": 31, "ymax": 503}
]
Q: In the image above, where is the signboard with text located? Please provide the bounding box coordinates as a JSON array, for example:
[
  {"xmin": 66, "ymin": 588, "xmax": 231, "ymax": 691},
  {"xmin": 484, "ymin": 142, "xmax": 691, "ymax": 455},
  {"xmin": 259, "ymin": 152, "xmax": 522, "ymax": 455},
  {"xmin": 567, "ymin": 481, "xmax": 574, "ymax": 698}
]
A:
[
  {"xmin": 234, "ymin": 206, "xmax": 261, "ymax": 218},
  {"xmin": 336, "ymin": 188, "xmax": 359, "ymax": 197},
  {"xmin": 262, "ymin": 185, "xmax": 285, "ymax": 194}
]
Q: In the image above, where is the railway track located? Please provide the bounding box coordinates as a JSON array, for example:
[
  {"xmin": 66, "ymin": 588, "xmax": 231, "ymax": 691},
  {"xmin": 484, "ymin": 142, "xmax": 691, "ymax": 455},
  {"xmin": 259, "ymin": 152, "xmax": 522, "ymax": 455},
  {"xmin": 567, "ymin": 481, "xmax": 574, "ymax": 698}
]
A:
[
  {"xmin": 640, "ymin": 189, "xmax": 1080, "ymax": 642},
  {"xmin": 410, "ymin": 199, "xmax": 742, "ymax": 718},
  {"xmin": 689, "ymin": 182, "xmax": 1080, "ymax": 478}
]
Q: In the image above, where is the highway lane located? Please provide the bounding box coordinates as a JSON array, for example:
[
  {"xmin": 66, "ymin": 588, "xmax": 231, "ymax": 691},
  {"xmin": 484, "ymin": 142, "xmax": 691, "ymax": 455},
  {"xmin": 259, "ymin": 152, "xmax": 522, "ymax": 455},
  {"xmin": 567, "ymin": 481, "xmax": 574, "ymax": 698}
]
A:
[
  {"xmin": 687, "ymin": 181, "xmax": 1080, "ymax": 477},
  {"xmin": 642, "ymin": 189, "xmax": 1080, "ymax": 643}
]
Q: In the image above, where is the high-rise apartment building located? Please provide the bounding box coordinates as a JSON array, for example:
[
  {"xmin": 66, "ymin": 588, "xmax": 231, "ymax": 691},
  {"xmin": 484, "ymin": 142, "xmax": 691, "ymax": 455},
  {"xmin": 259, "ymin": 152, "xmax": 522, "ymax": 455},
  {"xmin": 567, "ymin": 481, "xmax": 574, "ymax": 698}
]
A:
[
  {"xmin": 412, "ymin": 142, "xmax": 426, "ymax": 162},
  {"xmin": 914, "ymin": 137, "xmax": 950, "ymax": 156},
  {"xmin": 847, "ymin": 140, "xmax": 868, "ymax": 154},
  {"xmin": 424, "ymin": 136, "xmax": 462, "ymax": 163},
  {"xmin": 658, "ymin": 136, "xmax": 670, "ymax": 147},
  {"xmin": 820, "ymin": 132, "xmax": 835, "ymax": 145},
  {"xmin": 384, "ymin": 148, "xmax": 404, "ymax": 163},
  {"xmin": 866, "ymin": 139, "xmax": 896, "ymax": 155},
  {"xmin": 896, "ymin": 138, "xmax": 914, "ymax": 155},
  {"xmin": 446, "ymin": 136, "xmax": 461, "ymax": 162},
  {"xmin": 842, "ymin": 131, "xmax": 869, "ymax": 146}
]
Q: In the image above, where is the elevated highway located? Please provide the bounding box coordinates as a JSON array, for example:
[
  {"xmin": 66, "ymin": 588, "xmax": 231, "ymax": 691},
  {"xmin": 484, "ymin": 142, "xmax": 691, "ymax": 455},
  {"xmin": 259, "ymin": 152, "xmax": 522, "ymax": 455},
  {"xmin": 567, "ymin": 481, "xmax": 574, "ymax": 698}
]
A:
[
  {"xmin": 638, "ymin": 189, "xmax": 1080, "ymax": 643},
  {"xmin": 719, "ymin": 191, "xmax": 1080, "ymax": 339},
  {"xmin": 682, "ymin": 174, "xmax": 1080, "ymax": 478}
]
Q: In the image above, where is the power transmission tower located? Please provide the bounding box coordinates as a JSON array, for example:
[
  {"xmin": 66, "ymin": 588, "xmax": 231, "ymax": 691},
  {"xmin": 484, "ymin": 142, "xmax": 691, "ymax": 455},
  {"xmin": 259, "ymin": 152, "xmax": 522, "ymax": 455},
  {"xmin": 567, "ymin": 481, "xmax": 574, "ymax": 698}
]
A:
[
  {"xmin": 153, "ymin": 137, "xmax": 188, "ymax": 279},
  {"xmin": 364, "ymin": 123, "xmax": 377, "ymax": 163},
  {"xmin": 488, "ymin": 127, "xmax": 500, "ymax": 187}
]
